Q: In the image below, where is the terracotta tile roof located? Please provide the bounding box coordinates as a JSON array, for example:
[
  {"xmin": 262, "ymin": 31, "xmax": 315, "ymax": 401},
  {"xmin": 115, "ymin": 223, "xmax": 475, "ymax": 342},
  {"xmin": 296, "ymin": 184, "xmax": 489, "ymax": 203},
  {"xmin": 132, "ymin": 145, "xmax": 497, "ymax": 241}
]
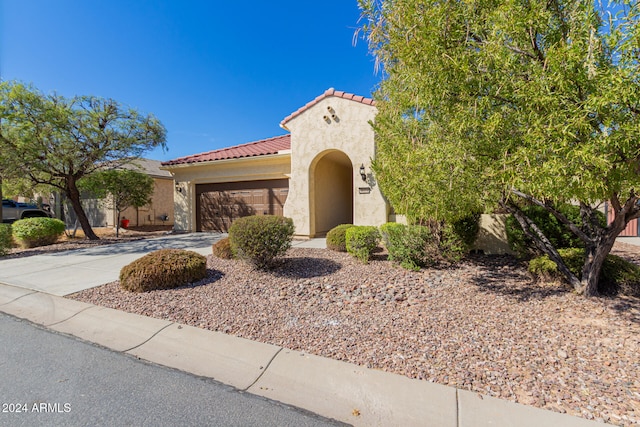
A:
[
  {"xmin": 161, "ymin": 135, "xmax": 291, "ymax": 167},
  {"xmin": 280, "ymin": 88, "xmax": 376, "ymax": 128}
]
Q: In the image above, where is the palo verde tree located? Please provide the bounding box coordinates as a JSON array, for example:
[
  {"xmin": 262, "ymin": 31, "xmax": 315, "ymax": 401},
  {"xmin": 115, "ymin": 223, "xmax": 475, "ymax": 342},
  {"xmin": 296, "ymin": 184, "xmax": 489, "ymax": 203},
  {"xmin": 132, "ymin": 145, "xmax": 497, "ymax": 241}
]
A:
[
  {"xmin": 0, "ymin": 81, "xmax": 166, "ymax": 240},
  {"xmin": 80, "ymin": 168, "xmax": 155, "ymax": 237},
  {"xmin": 359, "ymin": 0, "xmax": 640, "ymax": 296}
]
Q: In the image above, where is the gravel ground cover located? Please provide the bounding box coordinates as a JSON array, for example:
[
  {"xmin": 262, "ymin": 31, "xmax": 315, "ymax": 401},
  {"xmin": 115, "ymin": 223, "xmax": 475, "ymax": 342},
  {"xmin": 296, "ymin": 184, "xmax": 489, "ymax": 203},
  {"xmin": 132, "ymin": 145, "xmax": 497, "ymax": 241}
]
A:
[{"xmin": 68, "ymin": 242, "xmax": 640, "ymax": 426}]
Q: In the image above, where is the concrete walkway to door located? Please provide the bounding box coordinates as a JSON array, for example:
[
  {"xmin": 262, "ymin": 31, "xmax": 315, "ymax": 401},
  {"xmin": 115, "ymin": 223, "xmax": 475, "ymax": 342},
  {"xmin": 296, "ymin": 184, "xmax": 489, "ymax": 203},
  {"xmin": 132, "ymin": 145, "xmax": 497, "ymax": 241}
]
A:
[{"xmin": 0, "ymin": 233, "xmax": 223, "ymax": 296}]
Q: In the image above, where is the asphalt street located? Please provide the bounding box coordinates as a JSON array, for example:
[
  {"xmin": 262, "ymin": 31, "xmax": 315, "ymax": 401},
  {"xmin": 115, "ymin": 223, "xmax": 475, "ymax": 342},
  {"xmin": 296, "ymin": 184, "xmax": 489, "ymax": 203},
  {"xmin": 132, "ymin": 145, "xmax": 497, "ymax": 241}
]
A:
[{"xmin": 0, "ymin": 313, "xmax": 346, "ymax": 427}]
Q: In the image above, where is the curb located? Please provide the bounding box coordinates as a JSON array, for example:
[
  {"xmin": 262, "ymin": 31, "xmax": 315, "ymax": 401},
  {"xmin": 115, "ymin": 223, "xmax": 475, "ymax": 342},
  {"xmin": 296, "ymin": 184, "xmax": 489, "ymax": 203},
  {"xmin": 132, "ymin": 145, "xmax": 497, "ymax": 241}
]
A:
[{"xmin": 0, "ymin": 283, "xmax": 609, "ymax": 427}]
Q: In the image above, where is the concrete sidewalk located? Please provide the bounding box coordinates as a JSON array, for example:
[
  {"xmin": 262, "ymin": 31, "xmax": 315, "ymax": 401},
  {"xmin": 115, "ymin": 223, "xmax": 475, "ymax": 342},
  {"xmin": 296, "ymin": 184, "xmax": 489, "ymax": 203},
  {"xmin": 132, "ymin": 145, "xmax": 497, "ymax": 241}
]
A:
[{"xmin": 0, "ymin": 234, "xmax": 610, "ymax": 426}]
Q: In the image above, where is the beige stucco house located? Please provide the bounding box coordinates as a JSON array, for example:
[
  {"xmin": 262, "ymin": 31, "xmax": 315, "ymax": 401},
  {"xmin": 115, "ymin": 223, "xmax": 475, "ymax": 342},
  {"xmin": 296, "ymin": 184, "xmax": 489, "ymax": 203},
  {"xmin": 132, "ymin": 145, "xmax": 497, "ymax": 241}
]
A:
[
  {"xmin": 30, "ymin": 158, "xmax": 175, "ymax": 229},
  {"xmin": 114, "ymin": 159, "xmax": 175, "ymax": 228},
  {"xmin": 161, "ymin": 89, "xmax": 390, "ymax": 237},
  {"xmin": 161, "ymin": 88, "xmax": 513, "ymax": 253},
  {"xmin": 80, "ymin": 158, "xmax": 175, "ymax": 228}
]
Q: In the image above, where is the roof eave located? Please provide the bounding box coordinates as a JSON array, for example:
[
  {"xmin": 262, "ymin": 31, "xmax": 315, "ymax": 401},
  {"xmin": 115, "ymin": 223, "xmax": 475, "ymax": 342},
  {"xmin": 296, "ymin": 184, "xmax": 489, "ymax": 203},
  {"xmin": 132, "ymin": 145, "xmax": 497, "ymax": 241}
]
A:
[{"xmin": 160, "ymin": 151, "xmax": 291, "ymax": 171}]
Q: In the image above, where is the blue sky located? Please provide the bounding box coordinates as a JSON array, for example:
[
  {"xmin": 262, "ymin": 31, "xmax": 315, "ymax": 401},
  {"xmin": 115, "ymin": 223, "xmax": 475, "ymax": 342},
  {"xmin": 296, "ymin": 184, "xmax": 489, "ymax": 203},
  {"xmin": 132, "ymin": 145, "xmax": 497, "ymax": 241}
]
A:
[{"xmin": 1, "ymin": 1, "xmax": 380, "ymax": 161}]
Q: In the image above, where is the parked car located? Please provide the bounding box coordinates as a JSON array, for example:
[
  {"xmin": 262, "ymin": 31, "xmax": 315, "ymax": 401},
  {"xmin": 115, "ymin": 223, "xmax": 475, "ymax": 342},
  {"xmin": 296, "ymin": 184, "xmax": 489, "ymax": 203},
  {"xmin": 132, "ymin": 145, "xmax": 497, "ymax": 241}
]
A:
[{"xmin": 2, "ymin": 199, "xmax": 51, "ymax": 223}]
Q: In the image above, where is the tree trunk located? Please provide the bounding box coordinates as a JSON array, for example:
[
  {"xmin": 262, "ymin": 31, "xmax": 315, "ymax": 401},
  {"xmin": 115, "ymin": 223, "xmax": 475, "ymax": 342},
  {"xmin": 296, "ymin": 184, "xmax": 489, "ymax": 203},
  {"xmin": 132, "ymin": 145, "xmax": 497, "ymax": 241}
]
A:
[
  {"xmin": 581, "ymin": 232, "xmax": 618, "ymax": 297},
  {"xmin": 507, "ymin": 201, "xmax": 582, "ymax": 289},
  {"xmin": 66, "ymin": 178, "xmax": 99, "ymax": 240},
  {"xmin": 116, "ymin": 210, "xmax": 121, "ymax": 238}
]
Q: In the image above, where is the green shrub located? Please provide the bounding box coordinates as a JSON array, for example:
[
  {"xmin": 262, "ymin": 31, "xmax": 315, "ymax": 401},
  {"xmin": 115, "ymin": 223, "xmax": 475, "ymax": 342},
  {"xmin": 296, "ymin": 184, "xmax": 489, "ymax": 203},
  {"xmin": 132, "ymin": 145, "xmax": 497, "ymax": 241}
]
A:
[
  {"xmin": 528, "ymin": 248, "xmax": 640, "ymax": 296},
  {"xmin": 380, "ymin": 216, "xmax": 479, "ymax": 269},
  {"xmin": 380, "ymin": 223, "xmax": 435, "ymax": 270},
  {"xmin": 402, "ymin": 225, "xmax": 438, "ymax": 269},
  {"xmin": 346, "ymin": 226, "xmax": 380, "ymax": 263},
  {"xmin": 439, "ymin": 213, "xmax": 481, "ymax": 262},
  {"xmin": 527, "ymin": 254, "xmax": 559, "ymax": 280},
  {"xmin": 119, "ymin": 249, "xmax": 207, "ymax": 292},
  {"xmin": 602, "ymin": 254, "xmax": 640, "ymax": 297},
  {"xmin": 212, "ymin": 237, "xmax": 234, "ymax": 259},
  {"xmin": 379, "ymin": 222, "xmax": 405, "ymax": 251},
  {"xmin": 0, "ymin": 224, "xmax": 13, "ymax": 256},
  {"xmin": 228, "ymin": 215, "xmax": 295, "ymax": 269},
  {"xmin": 506, "ymin": 204, "xmax": 606, "ymax": 258},
  {"xmin": 12, "ymin": 217, "xmax": 65, "ymax": 248},
  {"xmin": 326, "ymin": 224, "xmax": 354, "ymax": 252},
  {"xmin": 449, "ymin": 213, "xmax": 481, "ymax": 248}
]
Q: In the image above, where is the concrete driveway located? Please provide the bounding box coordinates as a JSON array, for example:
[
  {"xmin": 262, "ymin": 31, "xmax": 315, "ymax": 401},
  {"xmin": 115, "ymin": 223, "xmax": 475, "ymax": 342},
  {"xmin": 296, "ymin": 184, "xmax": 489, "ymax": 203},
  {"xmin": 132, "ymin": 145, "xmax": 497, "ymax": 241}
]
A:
[{"xmin": 0, "ymin": 233, "xmax": 222, "ymax": 296}]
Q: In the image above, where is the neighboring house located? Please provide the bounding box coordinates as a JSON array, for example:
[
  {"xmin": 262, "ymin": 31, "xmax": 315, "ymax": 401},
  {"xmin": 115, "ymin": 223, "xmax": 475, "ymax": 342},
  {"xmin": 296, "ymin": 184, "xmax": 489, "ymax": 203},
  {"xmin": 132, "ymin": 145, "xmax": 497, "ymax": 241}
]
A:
[
  {"xmin": 606, "ymin": 204, "xmax": 640, "ymax": 237},
  {"xmin": 161, "ymin": 89, "xmax": 390, "ymax": 237},
  {"xmin": 79, "ymin": 158, "xmax": 175, "ymax": 228}
]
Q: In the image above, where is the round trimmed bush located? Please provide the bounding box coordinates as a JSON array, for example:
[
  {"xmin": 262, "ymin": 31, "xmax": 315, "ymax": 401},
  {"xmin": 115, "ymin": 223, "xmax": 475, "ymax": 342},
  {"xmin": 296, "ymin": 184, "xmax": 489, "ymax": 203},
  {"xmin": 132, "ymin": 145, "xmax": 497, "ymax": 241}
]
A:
[
  {"xmin": 12, "ymin": 217, "xmax": 65, "ymax": 248},
  {"xmin": 326, "ymin": 224, "xmax": 354, "ymax": 252},
  {"xmin": 228, "ymin": 215, "xmax": 295, "ymax": 269},
  {"xmin": 345, "ymin": 226, "xmax": 380, "ymax": 263},
  {"xmin": 0, "ymin": 224, "xmax": 13, "ymax": 256},
  {"xmin": 528, "ymin": 247, "xmax": 640, "ymax": 297},
  {"xmin": 119, "ymin": 249, "xmax": 207, "ymax": 292},
  {"xmin": 212, "ymin": 237, "xmax": 234, "ymax": 259}
]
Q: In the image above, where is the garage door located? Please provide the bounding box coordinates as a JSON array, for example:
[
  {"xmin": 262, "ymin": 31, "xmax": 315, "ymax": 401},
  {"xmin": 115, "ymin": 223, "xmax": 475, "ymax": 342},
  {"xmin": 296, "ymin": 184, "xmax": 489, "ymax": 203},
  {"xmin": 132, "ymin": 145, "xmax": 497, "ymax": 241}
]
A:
[{"xmin": 196, "ymin": 179, "xmax": 289, "ymax": 232}]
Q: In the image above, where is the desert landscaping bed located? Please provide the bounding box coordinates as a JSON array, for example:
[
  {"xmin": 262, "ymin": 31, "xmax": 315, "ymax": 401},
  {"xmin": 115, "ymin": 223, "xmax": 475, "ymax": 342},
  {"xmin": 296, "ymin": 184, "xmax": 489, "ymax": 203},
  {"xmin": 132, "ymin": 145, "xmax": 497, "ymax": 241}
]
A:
[{"xmin": 65, "ymin": 241, "xmax": 640, "ymax": 426}]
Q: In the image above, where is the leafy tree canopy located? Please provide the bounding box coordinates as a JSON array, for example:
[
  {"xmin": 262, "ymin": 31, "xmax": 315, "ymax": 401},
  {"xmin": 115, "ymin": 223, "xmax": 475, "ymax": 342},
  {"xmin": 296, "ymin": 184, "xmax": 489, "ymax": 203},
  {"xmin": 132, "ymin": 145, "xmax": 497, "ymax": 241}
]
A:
[
  {"xmin": 0, "ymin": 81, "xmax": 166, "ymax": 239},
  {"xmin": 1, "ymin": 176, "xmax": 51, "ymax": 202},
  {"xmin": 359, "ymin": 0, "xmax": 640, "ymax": 296}
]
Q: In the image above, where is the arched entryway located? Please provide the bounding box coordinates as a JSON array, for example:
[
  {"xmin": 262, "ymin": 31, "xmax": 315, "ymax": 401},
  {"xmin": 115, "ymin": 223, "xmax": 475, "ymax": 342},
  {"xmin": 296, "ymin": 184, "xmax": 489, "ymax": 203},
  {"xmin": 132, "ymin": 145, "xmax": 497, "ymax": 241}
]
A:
[{"xmin": 310, "ymin": 150, "xmax": 353, "ymax": 236}]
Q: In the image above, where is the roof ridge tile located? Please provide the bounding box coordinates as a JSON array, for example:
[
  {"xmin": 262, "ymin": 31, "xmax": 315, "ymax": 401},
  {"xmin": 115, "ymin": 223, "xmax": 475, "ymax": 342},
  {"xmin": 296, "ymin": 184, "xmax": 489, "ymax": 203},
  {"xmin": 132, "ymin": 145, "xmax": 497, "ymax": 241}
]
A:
[{"xmin": 280, "ymin": 88, "xmax": 375, "ymax": 128}]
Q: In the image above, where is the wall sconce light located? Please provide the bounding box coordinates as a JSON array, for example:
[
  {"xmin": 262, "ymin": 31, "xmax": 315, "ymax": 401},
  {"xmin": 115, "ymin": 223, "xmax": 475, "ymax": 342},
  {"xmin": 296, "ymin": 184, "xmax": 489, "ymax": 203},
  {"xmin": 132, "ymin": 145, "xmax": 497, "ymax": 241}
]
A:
[
  {"xmin": 175, "ymin": 182, "xmax": 183, "ymax": 193},
  {"xmin": 359, "ymin": 164, "xmax": 367, "ymax": 181}
]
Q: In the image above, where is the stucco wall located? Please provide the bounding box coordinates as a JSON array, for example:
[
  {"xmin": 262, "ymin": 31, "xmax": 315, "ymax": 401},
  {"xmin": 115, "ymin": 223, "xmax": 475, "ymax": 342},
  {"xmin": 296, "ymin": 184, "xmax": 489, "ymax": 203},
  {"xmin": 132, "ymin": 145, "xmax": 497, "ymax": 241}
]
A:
[
  {"xmin": 283, "ymin": 96, "xmax": 388, "ymax": 237},
  {"xmin": 165, "ymin": 154, "xmax": 291, "ymax": 232},
  {"xmin": 117, "ymin": 178, "xmax": 175, "ymax": 227},
  {"xmin": 473, "ymin": 214, "xmax": 514, "ymax": 255}
]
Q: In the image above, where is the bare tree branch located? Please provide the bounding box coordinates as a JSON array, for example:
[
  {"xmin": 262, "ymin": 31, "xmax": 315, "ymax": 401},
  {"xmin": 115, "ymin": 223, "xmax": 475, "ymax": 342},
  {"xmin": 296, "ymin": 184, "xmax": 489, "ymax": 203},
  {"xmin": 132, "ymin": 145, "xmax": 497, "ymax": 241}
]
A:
[{"xmin": 510, "ymin": 188, "xmax": 591, "ymax": 243}]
